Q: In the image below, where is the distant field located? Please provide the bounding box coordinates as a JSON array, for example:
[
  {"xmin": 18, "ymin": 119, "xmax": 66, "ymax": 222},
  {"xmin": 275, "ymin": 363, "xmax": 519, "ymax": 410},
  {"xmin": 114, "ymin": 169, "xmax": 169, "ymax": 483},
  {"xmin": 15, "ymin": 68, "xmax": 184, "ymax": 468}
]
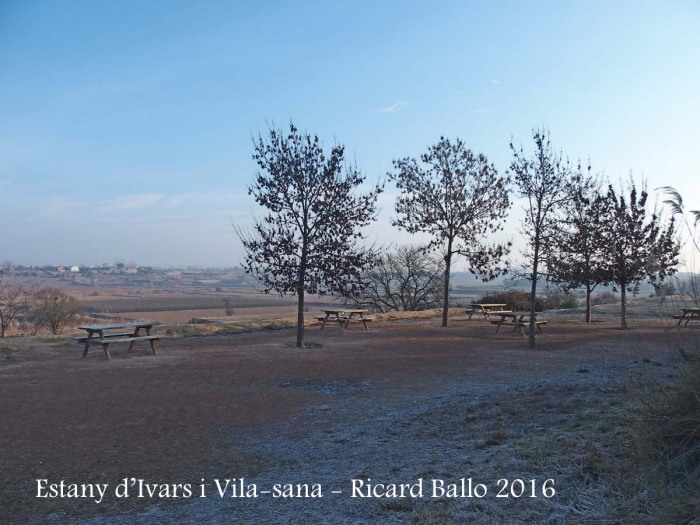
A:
[
  {"xmin": 78, "ymin": 289, "xmax": 340, "ymax": 316},
  {"xmin": 80, "ymin": 295, "xmax": 293, "ymax": 313}
]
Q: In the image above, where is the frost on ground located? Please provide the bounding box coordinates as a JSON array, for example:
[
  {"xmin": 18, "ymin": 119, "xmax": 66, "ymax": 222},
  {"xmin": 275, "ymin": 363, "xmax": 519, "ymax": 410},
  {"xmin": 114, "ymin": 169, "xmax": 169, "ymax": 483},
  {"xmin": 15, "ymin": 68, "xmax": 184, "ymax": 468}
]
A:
[{"xmin": 34, "ymin": 355, "xmax": 686, "ymax": 525}]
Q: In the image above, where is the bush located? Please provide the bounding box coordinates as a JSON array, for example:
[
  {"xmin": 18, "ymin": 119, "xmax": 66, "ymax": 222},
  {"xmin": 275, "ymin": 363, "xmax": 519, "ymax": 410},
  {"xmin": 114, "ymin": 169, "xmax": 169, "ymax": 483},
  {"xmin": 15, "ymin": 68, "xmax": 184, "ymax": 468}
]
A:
[
  {"xmin": 592, "ymin": 291, "xmax": 617, "ymax": 305},
  {"xmin": 31, "ymin": 288, "xmax": 82, "ymax": 335},
  {"xmin": 544, "ymin": 287, "xmax": 579, "ymax": 309}
]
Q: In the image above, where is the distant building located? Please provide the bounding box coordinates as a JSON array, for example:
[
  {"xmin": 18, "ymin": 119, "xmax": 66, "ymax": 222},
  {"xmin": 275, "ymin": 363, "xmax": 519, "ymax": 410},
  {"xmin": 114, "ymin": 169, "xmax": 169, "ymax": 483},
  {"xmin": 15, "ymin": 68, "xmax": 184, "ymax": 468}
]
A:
[{"xmin": 70, "ymin": 266, "xmax": 80, "ymax": 273}]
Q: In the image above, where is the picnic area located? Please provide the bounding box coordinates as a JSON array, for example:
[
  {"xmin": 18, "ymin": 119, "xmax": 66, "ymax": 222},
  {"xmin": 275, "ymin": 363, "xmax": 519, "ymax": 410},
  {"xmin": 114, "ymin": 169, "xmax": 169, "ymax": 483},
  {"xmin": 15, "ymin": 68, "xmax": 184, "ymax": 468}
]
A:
[{"xmin": 1, "ymin": 305, "xmax": 697, "ymax": 524}]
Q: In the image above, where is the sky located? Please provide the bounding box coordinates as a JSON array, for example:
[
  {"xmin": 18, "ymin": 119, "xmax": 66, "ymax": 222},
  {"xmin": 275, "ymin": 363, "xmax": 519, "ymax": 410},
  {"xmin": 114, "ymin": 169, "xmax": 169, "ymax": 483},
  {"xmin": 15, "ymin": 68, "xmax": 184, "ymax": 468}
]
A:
[{"xmin": 1, "ymin": 0, "xmax": 699, "ymax": 269}]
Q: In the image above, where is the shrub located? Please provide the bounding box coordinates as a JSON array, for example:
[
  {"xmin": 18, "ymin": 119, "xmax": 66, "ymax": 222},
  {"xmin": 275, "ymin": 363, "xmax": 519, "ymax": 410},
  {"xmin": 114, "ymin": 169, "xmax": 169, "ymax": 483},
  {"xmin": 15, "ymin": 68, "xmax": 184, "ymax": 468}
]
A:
[
  {"xmin": 544, "ymin": 287, "xmax": 579, "ymax": 309},
  {"xmin": 31, "ymin": 288, "xmax": 82, "ymax": 335},
  {"xmin": 592, "ymin": 291, "xmax": 617, "ymax": 305}
]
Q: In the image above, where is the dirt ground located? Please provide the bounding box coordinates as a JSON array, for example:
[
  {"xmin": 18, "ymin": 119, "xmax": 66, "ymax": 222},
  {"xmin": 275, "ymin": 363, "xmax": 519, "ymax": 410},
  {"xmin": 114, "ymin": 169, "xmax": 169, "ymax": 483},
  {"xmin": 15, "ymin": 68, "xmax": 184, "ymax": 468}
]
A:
[{"xmin": 0, "ymin": 313, "xmax": 696, "ymax": 524}]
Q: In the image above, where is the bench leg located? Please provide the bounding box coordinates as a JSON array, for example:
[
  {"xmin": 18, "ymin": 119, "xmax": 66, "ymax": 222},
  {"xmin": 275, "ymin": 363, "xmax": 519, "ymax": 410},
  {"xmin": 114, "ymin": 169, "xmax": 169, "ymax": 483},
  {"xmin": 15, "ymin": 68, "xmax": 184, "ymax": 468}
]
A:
[
  {"xmin": 149, "ymin": 339, "xmax": 158, "ymax": 355},
  {"xmin": 101, "ymin": 343, "xmax": 111, "ymax": 360}
]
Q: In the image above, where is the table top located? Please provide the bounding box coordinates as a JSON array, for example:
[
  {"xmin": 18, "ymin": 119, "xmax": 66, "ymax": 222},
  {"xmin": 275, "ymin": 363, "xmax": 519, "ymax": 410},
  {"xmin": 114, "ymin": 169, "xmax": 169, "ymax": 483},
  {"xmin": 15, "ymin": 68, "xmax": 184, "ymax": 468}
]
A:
[
  {"xmin": 78, "ymin": 322, "xmax": 156, "ymax": 331},
  {"xmin": 321, "ymin": 309, "xmax": 369, "ymax": 314},
  {"xmin": 471, "ymin": 303, "xmax": 507, "ymax": 308},
  {"xmin": 681, "ymin": 308, "xmax": 700, "ymax": 313}
]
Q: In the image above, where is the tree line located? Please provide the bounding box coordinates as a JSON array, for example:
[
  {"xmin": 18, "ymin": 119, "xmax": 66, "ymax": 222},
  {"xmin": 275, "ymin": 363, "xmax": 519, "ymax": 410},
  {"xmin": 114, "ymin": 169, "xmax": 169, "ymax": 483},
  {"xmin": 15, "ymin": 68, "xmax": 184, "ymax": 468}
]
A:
[
  {"xmin": 0, "ymin": 276, "xmax": 82, "ymax": 337},
  {"xmin": 238, "ymin": 122, "xmax": 681, "ymax": 348}
]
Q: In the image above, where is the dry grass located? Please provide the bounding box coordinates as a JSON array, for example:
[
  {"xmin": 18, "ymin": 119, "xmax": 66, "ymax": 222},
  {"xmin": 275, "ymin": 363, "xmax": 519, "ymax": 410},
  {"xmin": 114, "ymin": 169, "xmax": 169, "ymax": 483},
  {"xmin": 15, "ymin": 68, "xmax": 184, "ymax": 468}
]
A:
[{"xmin": 2, "ymin": 301, "xmax": 699, "ymax": 523}]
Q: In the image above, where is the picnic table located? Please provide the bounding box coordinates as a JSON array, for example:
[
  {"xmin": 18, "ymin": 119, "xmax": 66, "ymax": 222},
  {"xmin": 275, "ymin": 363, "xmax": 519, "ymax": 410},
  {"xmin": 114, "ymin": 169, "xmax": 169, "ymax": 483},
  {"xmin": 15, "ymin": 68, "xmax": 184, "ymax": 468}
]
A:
[
  {"xmin": 315, "ymin": 309, "xmax": 374, "ymax": 330},
  {"xmin": 491, "ymin": 312, "xmax": 547, "ymax": 336},
  {"xmin": 674, "ymin": 308, "xmax": 700, "ymax": 326},
  {"xmin": 74, "ymin": 322, "xmax": 160, "ymax": 359},
  {"xmin": 466, "ymin": 303, "xmax": 511, "ymax": 321}
]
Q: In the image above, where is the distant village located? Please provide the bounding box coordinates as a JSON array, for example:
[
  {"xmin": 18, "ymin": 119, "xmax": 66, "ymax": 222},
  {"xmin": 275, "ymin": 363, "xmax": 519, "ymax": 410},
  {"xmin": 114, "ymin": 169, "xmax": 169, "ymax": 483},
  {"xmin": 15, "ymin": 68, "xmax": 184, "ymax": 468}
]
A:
[{"xmin": 1, "ymin": 263, "xmax": 253, "ymax": 289}]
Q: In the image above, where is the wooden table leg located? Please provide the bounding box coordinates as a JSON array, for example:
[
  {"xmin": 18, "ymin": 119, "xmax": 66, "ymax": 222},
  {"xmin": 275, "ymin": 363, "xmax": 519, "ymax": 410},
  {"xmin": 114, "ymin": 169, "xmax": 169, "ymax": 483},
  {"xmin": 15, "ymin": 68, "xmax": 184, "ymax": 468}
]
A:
[
  {"xmin": 82, "ymin": 332, "xmax": 94, "ymax": 357},
  {"xmin": 494, "ymin": 320, "xmax": 504, "ymax": 334},
  {"xmin": 102, "ymin": 342, "xmax": 111, "ymax": 359},
  {"xmin": 128, "ymin": 327, "xmax": 141, "ymax": 351}
]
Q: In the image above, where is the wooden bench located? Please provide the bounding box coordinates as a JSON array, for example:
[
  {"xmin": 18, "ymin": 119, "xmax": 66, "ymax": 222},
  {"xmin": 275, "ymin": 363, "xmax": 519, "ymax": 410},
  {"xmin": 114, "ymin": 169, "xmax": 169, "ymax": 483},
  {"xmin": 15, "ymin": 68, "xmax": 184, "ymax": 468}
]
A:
[
  {"xmin": 92, "ymin": 335, "xmax": 161, "ymax": 359},
  {"xmin": 76, "ymin": 322, "xmax": 159, "ymax": 359},
  {"xmin": 345, "ymin": 316, "xmax": 373, "ymax": 329},
  {"xmin": 314, "ymin": 315, "xmax": 374, "ymax": 330},
  {"xmin": 468, "ymin": 304, "xmax": 511, "ymax": 320},
  {"xmin": 517, "ymin": 320, "xmax": 547, "ymax": 333},
  {"xmin": 72, "ymin": 332, "xmax": 134, "ymax": 343},
  {"xmin": 492, "ymin": 313, "xmax": 546, "ymax": 336},
  {"xmin": 315, "ymin": 316, "xmax": 347, "ymax": 324},
  {"xmin": 674, "ymin": 309, "xmax": 700, "ymax": 326}
]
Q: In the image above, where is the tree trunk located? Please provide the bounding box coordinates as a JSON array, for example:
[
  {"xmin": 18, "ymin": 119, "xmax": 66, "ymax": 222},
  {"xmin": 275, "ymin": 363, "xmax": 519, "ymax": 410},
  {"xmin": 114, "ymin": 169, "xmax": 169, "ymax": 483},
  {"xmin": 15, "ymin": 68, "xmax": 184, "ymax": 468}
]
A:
[
  {"xmin": 585, "ymin": 284, "xmax": 592, "ymax": 323},
  {"xmin": 528, "ymin": 270, "xmax": 537, "ymax": 348},
  {"xmin": 441, "ymin": 243, "xmax": 453, "ymax": 328},
  {"xmin": 528, "ymin": 242, "xmax": 539, "ymax": 348},
  {"xmin": 296, "ymin": 289, "xmax": 305, "ymax": 347},
  {"xmin": 296, "ymin": 244, "xmax": 308, "ymax": 348},
  {"xmin": 620, "ymin": 284, "xmax": 627, "ymax": 330}
]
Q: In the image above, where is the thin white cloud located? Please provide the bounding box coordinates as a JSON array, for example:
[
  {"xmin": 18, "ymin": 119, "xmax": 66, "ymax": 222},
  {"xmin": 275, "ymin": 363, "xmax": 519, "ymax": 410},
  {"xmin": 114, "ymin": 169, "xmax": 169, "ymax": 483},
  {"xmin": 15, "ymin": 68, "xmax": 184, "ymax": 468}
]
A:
[
  {"xmin": 163, "ymin": 191, "xmax": 242, "ymax": 209},
  {"xmin": 39, "ymin": 190, "xmax": 245, "ymax": 219},
  {"xmin": 378, "ymin": 100, "xmax": 410, "ymax": 113},
  {"xmin": 96, "ymin": 193, "xmax": 166, "ymax": 214},
  {"xmin": 491, "ymin": 79, "xmax": 500, "ymax": 85},
  {"xmin": 471, "ymin": 108, "xmax": 487, "ymax": 113}
]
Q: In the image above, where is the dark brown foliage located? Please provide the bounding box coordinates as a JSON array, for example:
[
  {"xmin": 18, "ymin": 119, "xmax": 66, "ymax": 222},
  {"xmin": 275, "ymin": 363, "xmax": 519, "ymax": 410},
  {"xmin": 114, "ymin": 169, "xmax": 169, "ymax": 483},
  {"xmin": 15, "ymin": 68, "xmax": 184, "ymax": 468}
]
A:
[
  {"xmin": 510, "ymin": 129, "xmax": 574, "ymax": 346},
  {"xmin": 595, "ymin": 181, "xmax": 679, "ymax": 329},
  {"xmin": 390, "ymin": 137, "xmax": 511, "ymax": 328},
  {"xmin": 236, "ymin": 122, "xmax": 383, "ymax": 347}
]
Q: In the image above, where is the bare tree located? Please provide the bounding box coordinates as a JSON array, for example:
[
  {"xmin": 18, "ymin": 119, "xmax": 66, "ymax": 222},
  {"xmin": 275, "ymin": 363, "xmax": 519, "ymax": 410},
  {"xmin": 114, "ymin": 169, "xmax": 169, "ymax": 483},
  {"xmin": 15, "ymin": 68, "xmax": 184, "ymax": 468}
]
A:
[
  {"xmin": 390, "ymin": 137, "xmax": 511, "ymax": 328},
  {"xmin": 348, "ymin": 245, "xmax": 444, "ymax": 312},
  {"xmin": 236, "ymin": 122, "xmax": 383, "ymax": 348},
  {"xmin": 0, "ymin": 277, "xmax": 34, "ymax": 337},
  {"xmin": 510, "ymin": 129, "xmax": 574, "ymax": 347},
  {"xmin": 31, "ymin": 288, "xmax": 83, "ymax": 335},
  {"xmin": 597, "ymin": 181, "xmax": 680, "ymax": 329}
]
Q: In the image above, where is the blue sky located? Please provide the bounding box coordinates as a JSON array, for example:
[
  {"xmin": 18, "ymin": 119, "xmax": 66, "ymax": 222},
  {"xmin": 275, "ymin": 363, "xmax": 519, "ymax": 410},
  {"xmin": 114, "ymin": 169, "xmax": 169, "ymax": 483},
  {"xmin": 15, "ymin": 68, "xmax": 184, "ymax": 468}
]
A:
[{"xmin": 1, "ymin": 0, "xmax": 699, "ymax": 268}]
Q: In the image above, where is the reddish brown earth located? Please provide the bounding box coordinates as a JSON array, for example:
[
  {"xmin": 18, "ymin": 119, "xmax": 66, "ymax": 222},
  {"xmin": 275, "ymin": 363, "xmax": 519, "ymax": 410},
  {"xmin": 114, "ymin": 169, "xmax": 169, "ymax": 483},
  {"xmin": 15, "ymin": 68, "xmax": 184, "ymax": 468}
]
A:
[{"xmin": 0, "ymin": 315, "xmax": 690, "ymax": 523}]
